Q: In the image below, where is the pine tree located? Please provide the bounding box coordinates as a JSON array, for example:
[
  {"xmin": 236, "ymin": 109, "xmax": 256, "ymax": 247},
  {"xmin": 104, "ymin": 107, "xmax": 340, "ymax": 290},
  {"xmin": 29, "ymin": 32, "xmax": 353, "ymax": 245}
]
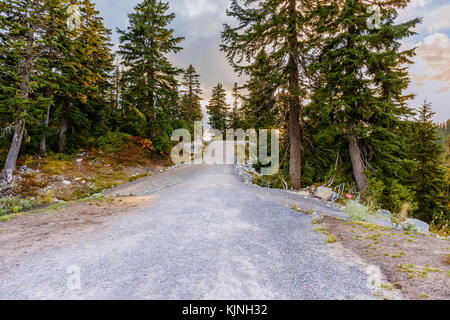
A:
[
  {"xmin": 54, "ymin": 0, "xmax": 114, "ymax": 152},
  {"xmin": 206, "ymin": 83, "xmax": 229, "ymax": 134},
  {"xmin": 118, "ymin": 0, "xmax": 184, "ymax": 144},
  {"xmin": 0, "ymin": 0, "xmax": 50, "ymax": 182},
  {"xmin": 241, "ymin": 51, "xmax": 282, "ymax": 130},
  {"xmin": 229, "ymin": 82, "xmax": 243, "ymax": 130},
  {"xmin": 38, "ymin": 0, "xmax": 72, "ymax": 156},
  {"xmin": 180, "ymin": 65, "xmax": 203, "ymax": 122},
  {"xmin": 309, "ymin": 0, "xmax": 420, "ymax": 192},
  {"xmin": 409, "ymin": 101, "xmax": 446, "ymax": 223},
  {"xmin": 444, "ymin": 136, "xmax": 450, "ymax": 214},
  {"xmin": 221, "ymin": 0, "xmax": 317, "ymax": 189}
]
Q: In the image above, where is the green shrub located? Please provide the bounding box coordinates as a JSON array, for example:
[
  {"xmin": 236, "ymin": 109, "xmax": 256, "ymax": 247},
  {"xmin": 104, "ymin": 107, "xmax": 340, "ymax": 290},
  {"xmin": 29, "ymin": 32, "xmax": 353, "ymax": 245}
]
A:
[
  {"xmin": 95, "ymin": 132, "xmax": 132, "ymax": 154},
  {"xmin": 0, "ymin": 197, "xmax": 40, "ymax": 216},
  {"xmin": 362, "ymin": 177, "xmax": 385, "ymax": 210},
  {"xmin": 254, "ymin": 173, "xmax": 290, "ymax": 189},
  {"xmin": 347, "ymin": 200, "xmax": 372, "ymax": 222},
  {"xmin": 382, "ymin": 180, "xmax": 417, "ymax": 217}
]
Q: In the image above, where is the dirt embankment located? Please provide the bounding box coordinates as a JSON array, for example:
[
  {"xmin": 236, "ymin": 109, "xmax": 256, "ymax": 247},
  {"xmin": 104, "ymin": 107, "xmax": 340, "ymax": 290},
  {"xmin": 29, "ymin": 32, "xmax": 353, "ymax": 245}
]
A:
[
  {"xmin": 0, "ymin": 196, "xmax": 154, "ymax": 270},
  {"xmin": 10, "ymin": 151, "xmax": 170, "ymax": 203},
  {"xmin": 319, "ymin": 216, "xmax": 450, "ymax": 300}
]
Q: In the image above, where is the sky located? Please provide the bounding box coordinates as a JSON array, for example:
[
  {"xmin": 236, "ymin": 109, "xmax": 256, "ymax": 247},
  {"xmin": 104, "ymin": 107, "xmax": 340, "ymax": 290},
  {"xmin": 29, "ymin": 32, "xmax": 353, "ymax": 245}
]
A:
[{"xmin": 92, "ymin": 0, "xmax": 450, "ymax": 122}]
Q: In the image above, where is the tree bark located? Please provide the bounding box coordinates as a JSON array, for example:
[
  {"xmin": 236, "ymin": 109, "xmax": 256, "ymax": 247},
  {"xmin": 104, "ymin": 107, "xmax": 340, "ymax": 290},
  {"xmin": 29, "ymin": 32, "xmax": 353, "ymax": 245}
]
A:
[
  {"xmin": 40, "ymin": 87, "xmax": 52, "ymax": 157},
  {"xmin": 288, "ymin": 0, "xmax": 302, "ymax": 190},
  {"xmin": 58, "ymin": 115, "xmax": 68, "ymax": 153},
  {"xmin": 58, "ymin": 103, "xmax": 71, "ymax": 153},
  {"xmin": 2, "ymin": 119, "xmax": 26, "ymax": 183},
  {"xmin": 349, "ymin": 136, "xmax": 368, "ymax": 192}
]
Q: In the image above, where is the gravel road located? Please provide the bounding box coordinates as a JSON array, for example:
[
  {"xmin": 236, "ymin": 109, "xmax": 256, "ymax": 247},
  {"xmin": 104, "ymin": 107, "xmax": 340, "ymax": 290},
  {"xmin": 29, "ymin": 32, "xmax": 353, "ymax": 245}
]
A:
[{"xmin": 0, "ymin": 164, "xmax": 375, "ymax": 300}]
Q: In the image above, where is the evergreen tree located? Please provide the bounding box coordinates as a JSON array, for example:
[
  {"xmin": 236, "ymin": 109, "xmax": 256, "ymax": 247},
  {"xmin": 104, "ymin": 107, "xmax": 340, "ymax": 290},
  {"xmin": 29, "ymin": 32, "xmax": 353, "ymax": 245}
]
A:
[
  {"xmin": 241, "ymin": 51, "xmax": 282, "ymax": 130},
  {"xmin": 180, "ymin": 65, "xmax": 203, "ymax": 122},
  {"xmin": 37, "ymin": 0, "xmax": 73, "ymax": 156},
  {"xmin": 55, "ymin": 0, "xmax": 114, "ymax": 152},
  {"xmin": 206, "ymin": 83, "xmax": 229, "ymax": 133},
  {"xmin": 0, "ymin": 0, "xmax": 50, "ymax": 182},
  {"xmin": 222, "ymin": 0, "xmax": 318, "ymax": 189},
  {"xmin": 229, "ymin": 82, "xmax": 243, "ymax": 130},
  {"xmin": 409, "ymin": 101, "xmax": 447, "ymax": 223},
  {"xmin": 309, "ymin": 0, "xmax": 420, "ymax": 192},
  {"xmin": 118, "ymin": 0, "xmax": 184, "ymax": 146},
  {"xmin": 444, "ymin": 135, "xmax": 450, "ymax": 214}
]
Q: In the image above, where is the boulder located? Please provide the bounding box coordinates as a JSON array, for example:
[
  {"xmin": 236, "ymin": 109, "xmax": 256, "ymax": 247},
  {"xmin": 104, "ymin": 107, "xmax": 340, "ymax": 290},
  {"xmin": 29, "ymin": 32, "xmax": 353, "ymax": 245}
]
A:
[
  {"xmin": 314, "ymin": 187, "xmax": 333, "ymax": 201},
  {"xmin": 297, "ymin": 191, "xmax": 310, "ymax": 197},
  {"xmin": 368, "ymin": 217, "xmax": 395, "ymax": 229},
  {"xmin": 401, "ymin": 218, "xmax": 430, "ymax": 234},
  {"xmin": 377, "ymin": 210, "xmax": 392, "ymax": 219}
]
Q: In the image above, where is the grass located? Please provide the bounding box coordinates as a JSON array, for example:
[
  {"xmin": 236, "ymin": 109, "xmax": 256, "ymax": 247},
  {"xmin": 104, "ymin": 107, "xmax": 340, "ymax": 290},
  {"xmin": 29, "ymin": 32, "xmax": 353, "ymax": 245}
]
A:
[
  {"xmin": 379, "ymin": 283, "xmax": 393, "ymax": 291},
  {"xmin": 420, "ymin": 293, "xmax": 431, "ymax": 299},
  {"xmin": 398, "ymin": 264, "xmax": 445, "ymax": 279},
  {"xmin": 0, "ymin": 197, "xmax": 40, "ymax": 216},
  {"xmin": 326, "ymin": 235, "xmax": 337, "ymax": 243}
]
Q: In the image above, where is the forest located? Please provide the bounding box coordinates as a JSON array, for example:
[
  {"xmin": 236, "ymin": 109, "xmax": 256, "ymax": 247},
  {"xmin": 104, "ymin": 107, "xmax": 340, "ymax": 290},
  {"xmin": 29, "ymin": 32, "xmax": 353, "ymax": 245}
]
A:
[{"xmin": 0, "ymin": 0, "xmax": 448, "ymax": 232}]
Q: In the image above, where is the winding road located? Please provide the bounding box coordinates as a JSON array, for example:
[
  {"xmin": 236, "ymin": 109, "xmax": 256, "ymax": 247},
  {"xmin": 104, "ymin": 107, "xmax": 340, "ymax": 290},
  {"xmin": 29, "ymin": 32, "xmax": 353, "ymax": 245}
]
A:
[{"xmin": 0, "ymin": 164, "xmax": 374, "ymax": 299}]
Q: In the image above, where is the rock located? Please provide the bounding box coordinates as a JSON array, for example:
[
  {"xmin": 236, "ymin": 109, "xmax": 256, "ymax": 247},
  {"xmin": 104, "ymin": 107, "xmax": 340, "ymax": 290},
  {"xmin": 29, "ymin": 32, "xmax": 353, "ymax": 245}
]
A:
[
  {"xmin": 331, "ymin": 192, "xmax": 339, "ymax": 201},
  {"xmin": 314, "ymin": 187, "xmax": 333, "ymax": 201},
  {"xmin": 62, "ymin": 180, "xmax": 71, "ymax": 185},
  {"xmin": 377, "ymin": 210, "xmax": 392, "ymax": 218},
  {"xmin": 401, "ymin": 218, "xmax": 430, "ymax": 234},
  {"xmin": 3, "ymin": 169, "xmax": 13, "ymax": 183},
  {"xmin": 75, "ymin": 158, "xmax": 83, "ymax": 163},
  {"xmin": 297, "ymin": 191, "xmax": 310, "ymax": 197},
  {"xmin": 367, "ymin": 217, "xmax": 395, "ymax": 229},
  {"xmin": 18, "ymin": 166, "xmax": 29, "ymax": 173}
]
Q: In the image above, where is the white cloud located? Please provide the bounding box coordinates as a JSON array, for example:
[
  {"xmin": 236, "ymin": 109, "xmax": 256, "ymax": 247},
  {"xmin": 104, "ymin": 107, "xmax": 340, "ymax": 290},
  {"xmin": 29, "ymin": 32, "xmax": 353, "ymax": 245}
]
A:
[
  {"xmin": 416, "ymin": 4, "xmax": 450, "ymax": 32},
  {"xmin": 414, "ymin": 33, "xmax": 450, "ymax": 86},
  {"xmin": 408, "ymin": 0, "xmax": 432, "ymax": 10},
  {"xmin": 183, "ymin": 0, "xmax": 220, "ymax": 17}
]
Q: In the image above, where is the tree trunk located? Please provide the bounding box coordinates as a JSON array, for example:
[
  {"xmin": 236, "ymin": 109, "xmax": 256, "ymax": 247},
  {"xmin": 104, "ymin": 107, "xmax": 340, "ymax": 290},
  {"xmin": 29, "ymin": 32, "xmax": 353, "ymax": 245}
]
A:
[
  {"xmin": 39, "ymin": 136, "xmax": 47, "ymax": 157},
  {"xmin": 58, "ymin": 116, "xmax": 68, "ymax": 153},
  {"xmin": 40, "ymin": 87, "xmax": 52, "ymax": 157},
  {"xmin": 58, "ymin": 101, "xmax": 72, "ymax": 153},
  {"xmin": 1, "ymin": 28, "xmax": 34, "ymax": 184},
  {"xmin": 289, "ymin": 84, "xmax": 302, "ymax": 190},
  {"xmin": 1, "ymin": 119, "xmax": 26, "ymax": 183},
  {"xmin": 349, "ymin": 136, "xmax": 368, "ymax": 192},
  {"xmin": 288, "ymin": 0, "xmax": 302, "ymax": 190}
]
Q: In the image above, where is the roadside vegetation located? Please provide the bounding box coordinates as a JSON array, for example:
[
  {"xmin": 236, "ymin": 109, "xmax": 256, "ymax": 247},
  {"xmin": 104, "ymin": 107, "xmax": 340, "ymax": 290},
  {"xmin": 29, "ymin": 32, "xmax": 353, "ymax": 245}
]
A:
[
  {"xmin": 0, "ymin": 1, "xmax": 447, "ymax": 233},
  {"xmin": 315, "ymin": 216, "xmax": 450, "ymax": 300}
]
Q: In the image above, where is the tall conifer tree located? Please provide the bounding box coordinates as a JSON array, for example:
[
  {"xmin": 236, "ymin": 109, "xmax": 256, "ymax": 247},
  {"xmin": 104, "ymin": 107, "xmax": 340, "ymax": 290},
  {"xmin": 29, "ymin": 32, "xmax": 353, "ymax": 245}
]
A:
[
  {"xmin": 409, "ymin": 101, "xmax": 446, "ymax": 223},
  {"xmin": 180, "ymin": 65, "xmax": 202, "ymax": 122},
  {"xmin": 309, "ymin": 0, "xmax": 420, "ymax": 192},
  {"xmin": 118, "ymin": 0, "xmax": 184, "ymax": 141},
  {"xmin": 222, "ymin": 0, "xmax": 317, "ymax": 189},
  {"xmin": 206, "ymin": 83, "xmax": 229, "ymax": 134},
  {"xmin": 0, "ymin": 0, "xmax": 50, "ymax": 182}
]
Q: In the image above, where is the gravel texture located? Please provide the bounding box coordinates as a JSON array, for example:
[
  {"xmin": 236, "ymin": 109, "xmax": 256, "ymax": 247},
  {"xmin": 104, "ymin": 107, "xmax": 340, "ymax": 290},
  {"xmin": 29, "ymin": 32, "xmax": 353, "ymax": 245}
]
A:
[{"xmin": 0, "ymin": 164, "xmax": 375, "ymax": 300}]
